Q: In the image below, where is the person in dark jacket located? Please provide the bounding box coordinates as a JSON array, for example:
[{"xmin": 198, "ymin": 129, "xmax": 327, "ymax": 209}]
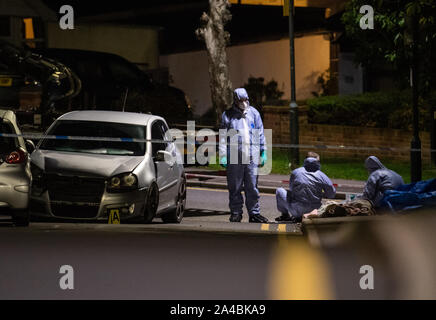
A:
[
  {"xmin": 275, "ymin": 152, "xmax": 336, "ymax": 222},
  {"xmin": 361, "ymin": 156, "xmax": 404, "ymax": 207}
]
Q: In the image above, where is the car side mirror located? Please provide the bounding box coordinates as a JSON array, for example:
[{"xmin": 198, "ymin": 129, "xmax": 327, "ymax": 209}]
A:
[
  {"xmin": 155, "ymin": 150, "xmax": 174, "ymax": 165},
  {"xmin": 25, "ymin": 139, "xmax": 35, "ymax": 154}
]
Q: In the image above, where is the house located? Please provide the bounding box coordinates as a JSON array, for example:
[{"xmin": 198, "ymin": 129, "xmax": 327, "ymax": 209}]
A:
[{"xmin": 73, "ymin": 0, "xmax": 350, "ymax": 116}]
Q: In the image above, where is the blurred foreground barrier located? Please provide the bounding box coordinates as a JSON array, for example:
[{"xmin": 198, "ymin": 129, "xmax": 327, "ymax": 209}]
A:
[{"xmin": 300, "ymin": 211, "xmax": 436, "ymax": 299}]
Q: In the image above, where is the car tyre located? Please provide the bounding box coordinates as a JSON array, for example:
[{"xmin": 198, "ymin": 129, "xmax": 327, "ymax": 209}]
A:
[
  {"xmin": 13, "ymin": 209, "xmax": 30, "ymax": 227},
  {"xmin": 144, "ymin": 182, "xmax": 159, "ymax": 224},
  {"xmin": 161, "ymin": 176, "xmax": 186, "ymax": 224}
]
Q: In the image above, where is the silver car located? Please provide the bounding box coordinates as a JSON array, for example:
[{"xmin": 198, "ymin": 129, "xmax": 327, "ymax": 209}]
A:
[
  {"xmin": 30, "ymin": 110, "xmax": 186, "ymax": 223},
  {"xmin": 0, "ymin": 109, "xmax": 34, "ymax": 226}
]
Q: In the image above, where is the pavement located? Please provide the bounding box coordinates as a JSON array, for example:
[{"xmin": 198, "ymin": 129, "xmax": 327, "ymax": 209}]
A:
[
  {"xmin": 185, "ymin": 167, "xmax": 366, "ymax": 199},
  {"xmin": 1, "ymin": 185, "xmax": 436, "ymax": 299},
  {"xmin": 0, "ymin": 222, "xmax": 276, "ymax": 299},
  {"xmin": 2, "ymin": 209, "xmax": 435, "ymax": 299}
]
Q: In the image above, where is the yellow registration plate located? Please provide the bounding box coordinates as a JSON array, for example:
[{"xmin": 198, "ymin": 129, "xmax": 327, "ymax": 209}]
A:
[
  {"xmin": 108, "ymin": 209, "xmax": 121, "ymax": 224},
  {"xmin": 0, "ymin": 77, "xmax": 13, "ymax": 87}
]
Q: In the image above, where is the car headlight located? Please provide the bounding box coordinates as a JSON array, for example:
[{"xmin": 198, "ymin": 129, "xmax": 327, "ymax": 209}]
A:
[{"xmin": 107, "ymin": 173, "xmax": 138, "ymax": 192}]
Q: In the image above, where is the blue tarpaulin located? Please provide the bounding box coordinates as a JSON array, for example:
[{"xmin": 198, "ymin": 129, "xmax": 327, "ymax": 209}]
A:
[{"xmin": 380, "ymin": 178, "xmax": 436, "ymax": 212}]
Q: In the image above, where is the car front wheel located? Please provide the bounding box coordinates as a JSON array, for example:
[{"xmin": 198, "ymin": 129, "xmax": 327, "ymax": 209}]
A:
[
  {"xmin": 161, "ymin": 177, "xmax": 186, "ymax": 223},
  {"xmin": 144, "ymin": 183, "xmax": 159, "ymax": 224}
]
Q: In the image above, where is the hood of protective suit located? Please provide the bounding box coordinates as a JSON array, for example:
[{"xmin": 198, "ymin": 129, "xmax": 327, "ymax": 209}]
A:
[
  {"xmin": 362, "ymin": 156, "xmax": 404, "ymax": 207},
  {"xmin": 365, "ymin": 156, "xmax": 386, "ymax": 174},
  {"xmin": 303, "ymin": 157, "xmax": 321, "ymax": 172},
  {"xmin": 234, "ymin": 88, "xmax": 249, "ymax": 102},
  {"xmin": 286, "ymin": 157, "xmax": 336, "ymax": 217}
]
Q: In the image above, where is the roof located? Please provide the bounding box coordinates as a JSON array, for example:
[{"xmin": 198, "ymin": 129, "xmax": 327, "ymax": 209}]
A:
[{"xmin": 58, "ymin": 110, "xmax": 160, "ymax": 126}]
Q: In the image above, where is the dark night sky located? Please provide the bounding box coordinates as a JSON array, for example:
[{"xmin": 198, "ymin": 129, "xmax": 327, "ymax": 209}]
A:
[{"xmin": 42, "ymin": 0, "xmax": 329, "ymax": 54}]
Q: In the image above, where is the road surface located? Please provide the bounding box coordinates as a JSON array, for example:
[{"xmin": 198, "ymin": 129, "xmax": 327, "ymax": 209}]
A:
[{"xmin": 1, "ymin": 187, "xmax": 435, "ymax": 299}]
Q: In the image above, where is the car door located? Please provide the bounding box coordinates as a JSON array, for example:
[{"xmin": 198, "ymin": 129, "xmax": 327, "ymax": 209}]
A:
[{"xmin": 151, "ymin": 120, "xmax": 178, "ymax": 211}]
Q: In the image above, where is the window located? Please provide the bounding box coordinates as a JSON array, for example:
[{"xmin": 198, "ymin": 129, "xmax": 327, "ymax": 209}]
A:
[
  {"xmin": 106, "ymin": 57, "xmax": 143, "ymax": 84},
  {"xmin": 151, "ymin": 120, "xmax": 169, "ymax": 156},
  {"xmin": 40, "ymin": 120, "xmax": 147, "ymax": 156},
  {"xmin": 75, "ymin": 58, "xmax": 105, "ymax": 82},
  {"xmin": 21, "ymin": 17, "xmax": 45, "ymax": 48}
]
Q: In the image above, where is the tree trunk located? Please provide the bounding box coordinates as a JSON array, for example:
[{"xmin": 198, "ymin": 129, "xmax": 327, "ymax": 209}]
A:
[{"xmin": 196, "ymin": 0, "xmax": 233, "ymax": 127}]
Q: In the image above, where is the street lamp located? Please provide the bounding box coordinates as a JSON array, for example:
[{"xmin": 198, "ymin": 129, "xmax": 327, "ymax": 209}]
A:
[
  {"xmin": 288, "ymin": 0, "xmax": 299, "ymax": 167},
  {"xmin": 410, "ymin": 12, "xmax": 422, "ymax": 182}
]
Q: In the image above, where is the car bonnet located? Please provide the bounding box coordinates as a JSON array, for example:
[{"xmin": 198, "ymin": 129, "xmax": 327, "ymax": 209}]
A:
[{"xmin": 31, "ymin": 149, "xmax": 144, "ymax": 178}]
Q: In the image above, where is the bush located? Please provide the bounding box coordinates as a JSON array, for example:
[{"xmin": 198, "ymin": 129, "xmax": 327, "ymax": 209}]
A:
[
  {"xmin": 242, "ymin": 76, "xmax": 286, "ymax": 108},
  {"xmin": 307, "ymin": 90, "xmax": 430, "ymax": 131}
]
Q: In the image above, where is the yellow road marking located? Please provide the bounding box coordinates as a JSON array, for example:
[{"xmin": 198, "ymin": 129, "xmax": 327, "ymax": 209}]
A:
[
  {"xmin": 261, "ymin": 224, "xmax": 270, "ymax": 231},
  {"xmin": 268, "ymin": 237, "xmax": 334, "ymax": 299},
  {"xmin": 277, "ymin": 224, "xmax": 287, "ymax": 233}
]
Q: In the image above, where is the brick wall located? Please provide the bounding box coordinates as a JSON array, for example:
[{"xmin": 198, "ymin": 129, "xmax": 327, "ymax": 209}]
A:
[{"xmin": 263, "ymin": 106, "xmax": 431, "ymax": 162}]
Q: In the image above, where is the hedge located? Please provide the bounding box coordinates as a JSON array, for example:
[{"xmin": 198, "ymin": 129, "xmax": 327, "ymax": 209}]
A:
[{"xmin": 306, "ymin": 90, "xmax": 432, "ymax": 131}]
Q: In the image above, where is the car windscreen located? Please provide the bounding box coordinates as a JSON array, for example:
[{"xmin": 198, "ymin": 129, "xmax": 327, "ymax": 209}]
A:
[
  {"xmin": 0, "ymin": 120, "xmax": 18, "ymax": 159},
  {"xmin": 39, "ymin": 120, "xmax": 146, "ymax": 156}
]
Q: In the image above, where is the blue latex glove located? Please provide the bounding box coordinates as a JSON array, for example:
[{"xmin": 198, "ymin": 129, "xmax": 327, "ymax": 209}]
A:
[
  {"xmin": 220, "ymin": 156, "xmax": 228, "ymax": 168},
  {"xmin": 260, "ymin": 150, "xmax": 267, "ymax": 167}
]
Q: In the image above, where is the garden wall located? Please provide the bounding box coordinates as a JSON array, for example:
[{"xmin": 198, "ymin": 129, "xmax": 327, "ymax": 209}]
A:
[{"xmin": 263, "ymin": 106, "xmax": 431, "ymax": 162}]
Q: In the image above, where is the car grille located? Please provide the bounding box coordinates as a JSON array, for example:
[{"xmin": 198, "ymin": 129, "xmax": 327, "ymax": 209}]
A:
[
  {"xmin": 45, "ymin": 174, "xmax": 105, "ymax": 218},
  {"xmin": 46, "ymin": 174, "xmax": 105, "ymax": 202},
  {"xmin": 50, "ymin": 203, "xmax": 100, "ymax": 219}
]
